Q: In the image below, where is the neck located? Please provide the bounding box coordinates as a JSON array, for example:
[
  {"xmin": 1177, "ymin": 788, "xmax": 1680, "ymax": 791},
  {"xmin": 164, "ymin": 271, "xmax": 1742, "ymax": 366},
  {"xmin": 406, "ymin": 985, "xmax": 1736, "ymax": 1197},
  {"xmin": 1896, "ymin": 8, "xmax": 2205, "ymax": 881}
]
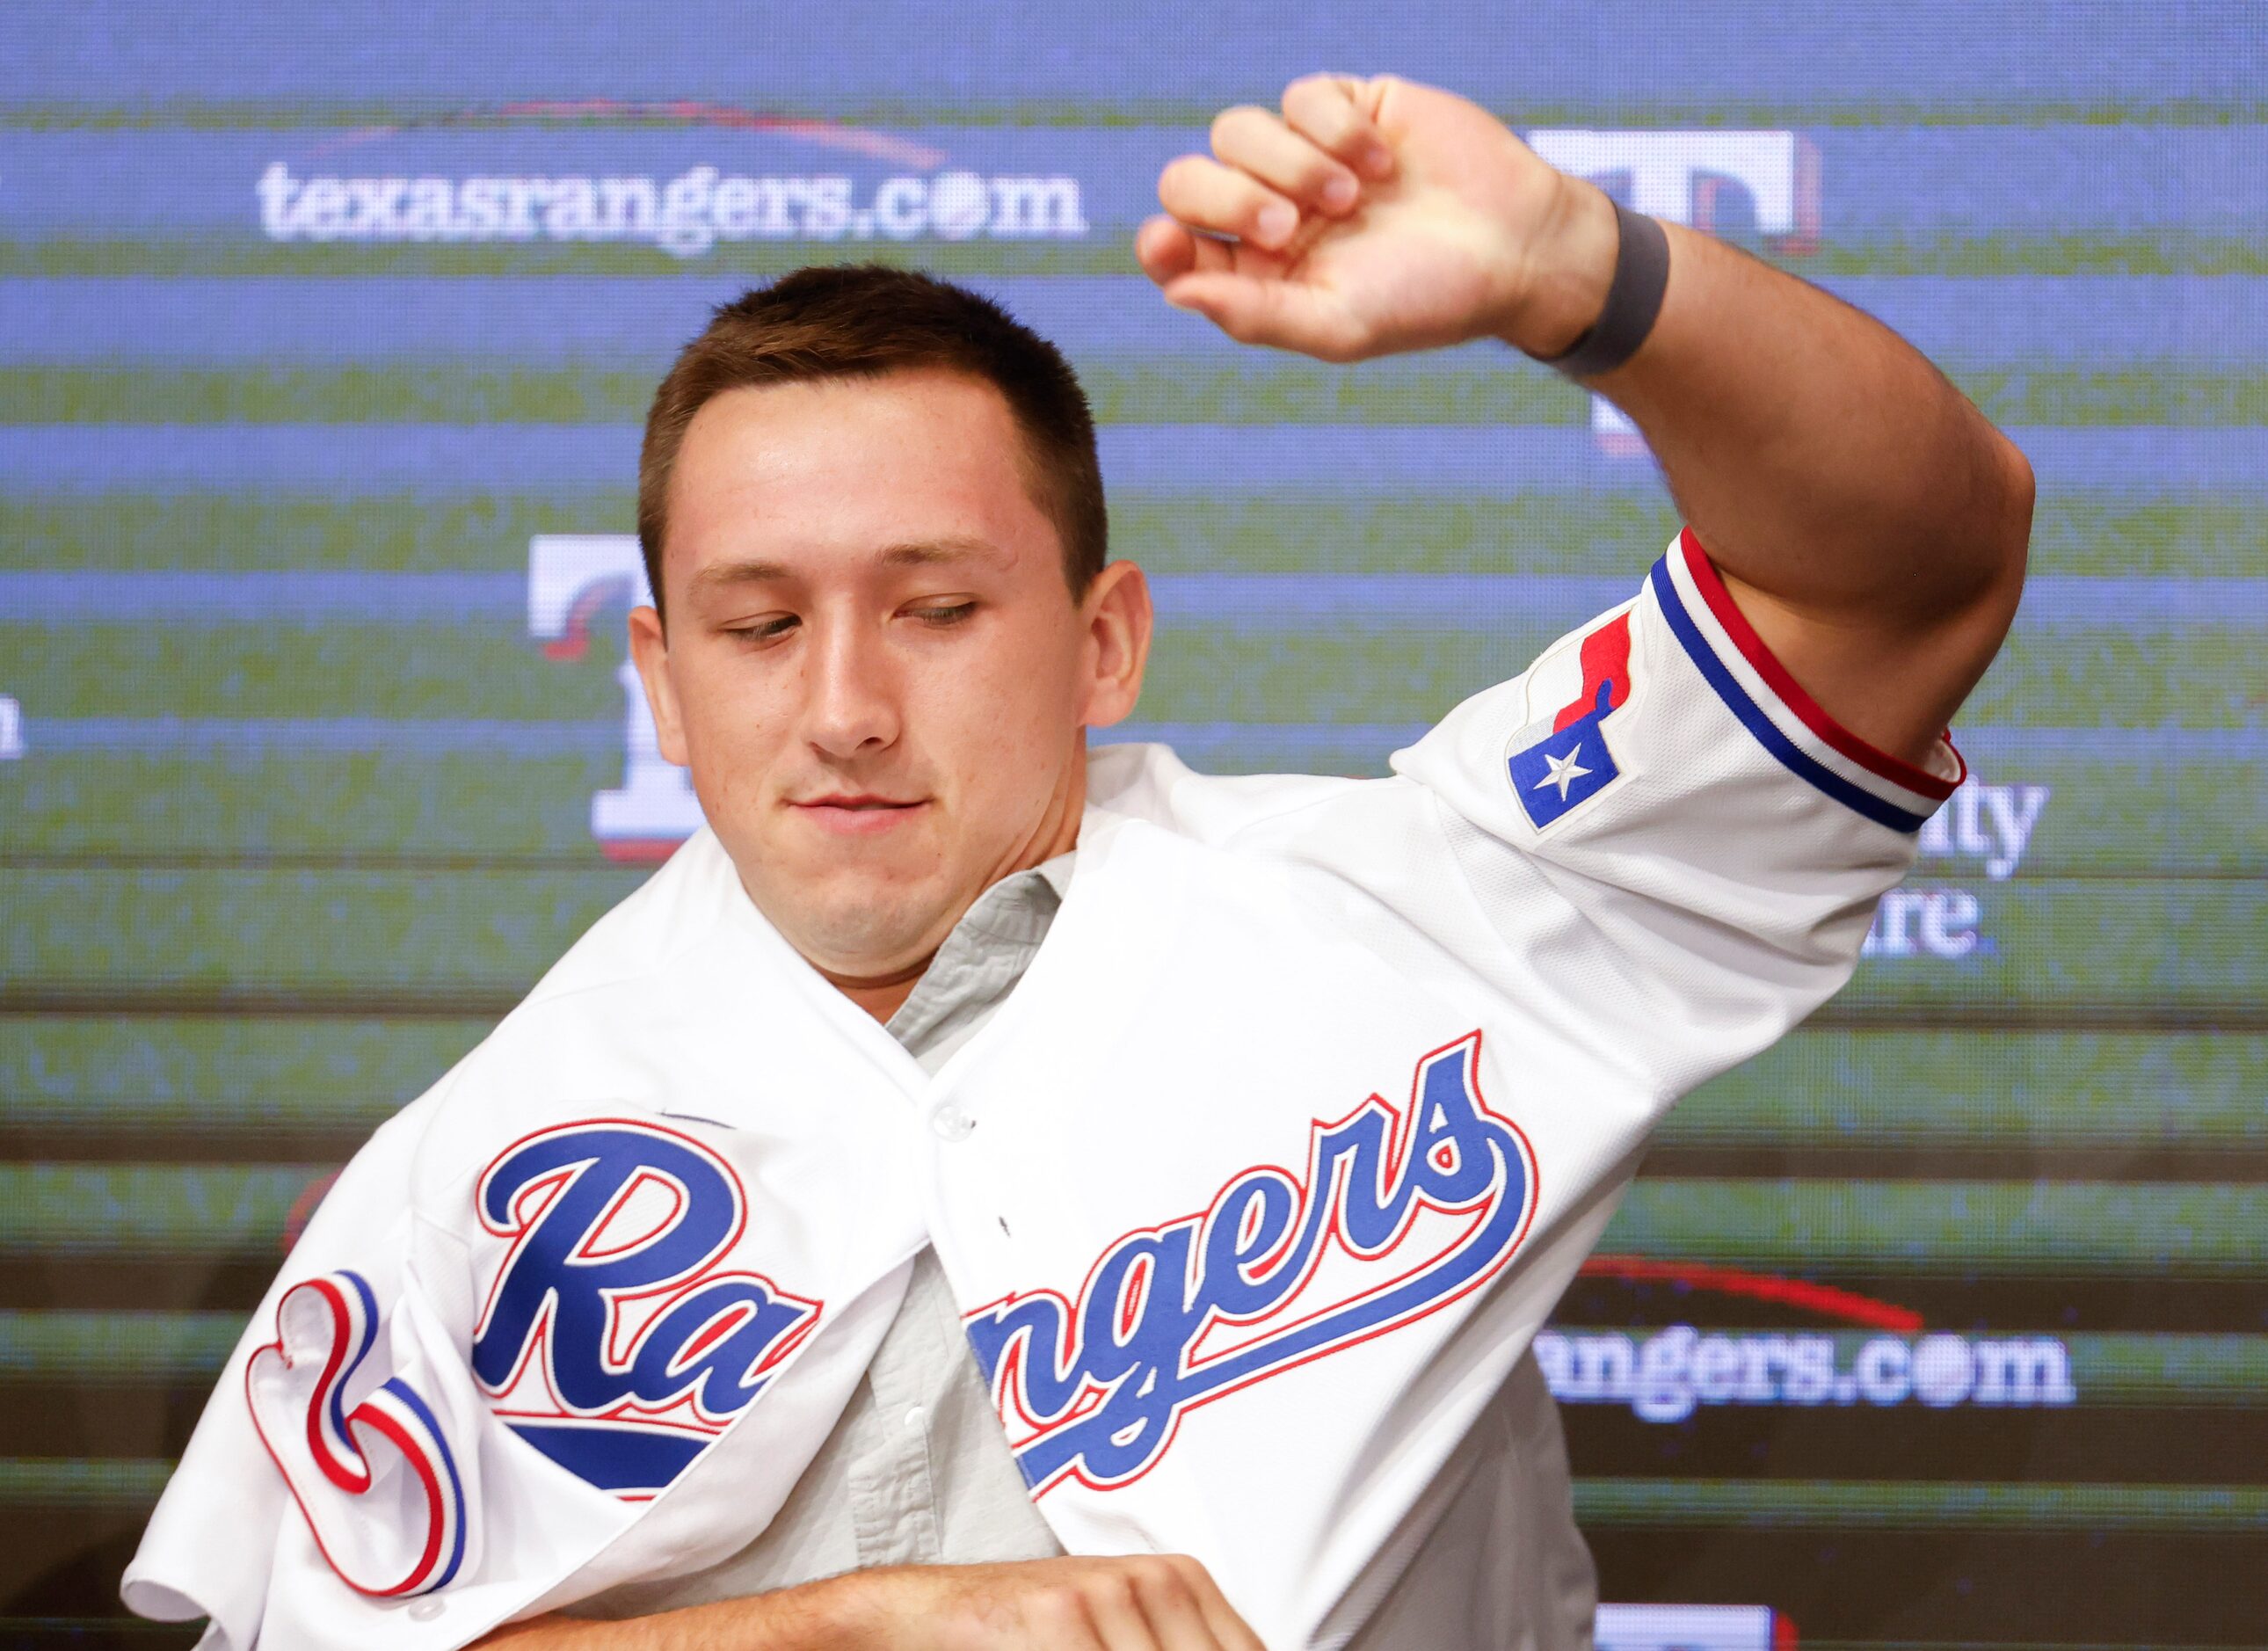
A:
[{"xmin": 825, "ymin": 959, "xmax": 931, "ymax": 1025}]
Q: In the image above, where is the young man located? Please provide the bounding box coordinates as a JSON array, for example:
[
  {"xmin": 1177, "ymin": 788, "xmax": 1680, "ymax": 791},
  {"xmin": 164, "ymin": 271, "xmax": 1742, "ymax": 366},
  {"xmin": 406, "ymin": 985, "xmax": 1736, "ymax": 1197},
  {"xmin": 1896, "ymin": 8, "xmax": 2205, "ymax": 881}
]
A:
[{"xmin": 127, "ymin": 74, "xmax": 2031, "ymax": 1651}]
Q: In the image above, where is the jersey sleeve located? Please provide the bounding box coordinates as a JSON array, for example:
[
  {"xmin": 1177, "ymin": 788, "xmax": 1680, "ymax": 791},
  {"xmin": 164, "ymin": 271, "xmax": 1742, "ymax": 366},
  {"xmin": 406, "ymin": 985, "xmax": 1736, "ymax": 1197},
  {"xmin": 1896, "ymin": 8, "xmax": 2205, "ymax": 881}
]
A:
[{"xmin": 1390, "ymin": 524, "xmax": 1966, "ymax": 1031}]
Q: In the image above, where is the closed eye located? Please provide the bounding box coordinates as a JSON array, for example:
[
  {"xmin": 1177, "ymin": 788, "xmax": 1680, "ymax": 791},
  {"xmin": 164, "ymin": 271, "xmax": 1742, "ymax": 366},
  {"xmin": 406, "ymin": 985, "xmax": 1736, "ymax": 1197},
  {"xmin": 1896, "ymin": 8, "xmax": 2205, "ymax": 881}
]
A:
[
  {"xmin": 906, "ymin": 600, "xmax": 978, "ymax": 626},
  {"xmin": 723, "ymin": 615, "xmax": 799, "ymax": 644}
]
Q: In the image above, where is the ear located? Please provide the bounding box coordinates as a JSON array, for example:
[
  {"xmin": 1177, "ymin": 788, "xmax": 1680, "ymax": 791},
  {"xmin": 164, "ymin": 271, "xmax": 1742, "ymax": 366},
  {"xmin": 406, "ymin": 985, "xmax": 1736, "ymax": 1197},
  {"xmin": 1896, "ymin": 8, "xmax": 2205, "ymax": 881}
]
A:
[
  {"xmin": 1078, "ymin": 560, "xmax": 1153, "ymax": 729},
  {"xmin": 627, "ymin": 604, "xmax": 693, "ymax": 767}
]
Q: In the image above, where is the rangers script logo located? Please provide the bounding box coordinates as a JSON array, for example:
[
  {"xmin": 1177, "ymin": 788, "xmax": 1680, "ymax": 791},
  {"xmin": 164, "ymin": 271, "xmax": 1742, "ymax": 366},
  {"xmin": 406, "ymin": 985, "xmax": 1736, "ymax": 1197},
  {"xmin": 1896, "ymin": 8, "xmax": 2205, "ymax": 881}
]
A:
[
  {"xmin": 471, "ymin": 1119, "xmax": 824, "ymax": 1499},
  {"xmin": 964, "ymin": 1032, "xmax": 1537, "ymax": 1495}
]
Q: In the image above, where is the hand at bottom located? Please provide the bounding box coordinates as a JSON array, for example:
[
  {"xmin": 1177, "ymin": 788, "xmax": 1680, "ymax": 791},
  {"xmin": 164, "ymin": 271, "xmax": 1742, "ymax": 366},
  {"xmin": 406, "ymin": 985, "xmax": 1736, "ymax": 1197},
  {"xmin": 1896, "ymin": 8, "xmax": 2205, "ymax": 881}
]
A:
[{"xmin": 837, "ymin": 1554, "xmax": 1267, "ymax": 1651}]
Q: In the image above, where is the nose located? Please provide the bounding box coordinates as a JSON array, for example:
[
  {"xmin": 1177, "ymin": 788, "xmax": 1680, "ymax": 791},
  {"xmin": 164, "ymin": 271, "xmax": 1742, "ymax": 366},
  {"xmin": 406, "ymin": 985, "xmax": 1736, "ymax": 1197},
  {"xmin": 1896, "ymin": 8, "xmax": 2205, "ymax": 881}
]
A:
[{"xmin": 800, "ymin": 607, "xmax": 902, "ymax": 760}]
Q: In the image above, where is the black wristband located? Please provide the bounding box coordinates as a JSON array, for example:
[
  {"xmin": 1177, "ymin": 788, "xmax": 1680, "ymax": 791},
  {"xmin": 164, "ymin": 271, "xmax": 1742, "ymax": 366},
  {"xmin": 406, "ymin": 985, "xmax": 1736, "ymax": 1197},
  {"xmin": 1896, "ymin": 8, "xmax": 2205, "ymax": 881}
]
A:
[{"xmin": 1521, "ymin": 200, "xmax": 1670, "ymax": 380}]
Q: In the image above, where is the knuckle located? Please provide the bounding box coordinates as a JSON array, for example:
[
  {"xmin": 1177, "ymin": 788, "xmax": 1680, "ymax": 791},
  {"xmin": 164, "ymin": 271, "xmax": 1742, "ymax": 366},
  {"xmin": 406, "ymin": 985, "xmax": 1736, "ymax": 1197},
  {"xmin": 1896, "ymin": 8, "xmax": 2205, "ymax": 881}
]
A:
[
  {"xmin": 1245, "ymin": 193, "xmax": 1290, "ymax": 232},
  {"xmin": 1029, "ymin": 1582, "xmax": 1087, "ymax": 1631},
  {"xmin": 1210, "ymin": 103, "xmax": 1267, "ymax": 148},
  {"xmin": 1140, "ymin": 1559, "xmax": 1194, "ymax": 1604},
  {"xmin": 1284, "ymin": 75, "xmax": 1353, "ymax": 126},
  {"xmin": 1097, "ymin": 1566, "xmax": 1141, "ymax": 1604},
  {"xmin": 1156, "ymin": 154, "xmax": 1209, "ymax": 205}
]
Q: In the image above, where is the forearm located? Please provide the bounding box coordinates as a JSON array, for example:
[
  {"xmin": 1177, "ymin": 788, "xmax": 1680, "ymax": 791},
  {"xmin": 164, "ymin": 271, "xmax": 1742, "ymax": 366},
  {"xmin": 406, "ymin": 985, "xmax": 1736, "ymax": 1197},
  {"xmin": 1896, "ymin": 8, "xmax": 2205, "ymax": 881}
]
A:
[
  {"xmin": 467, "ymin": 1553, "xmax": 1261, "ymax": 1651},
  {"xmin": 471, "ymin": 1575, "xmax": 859, "ymax": 1651},
  {"xmin": 1500, "ymin": 176, "xmax": 2032, "ymax": 625}
]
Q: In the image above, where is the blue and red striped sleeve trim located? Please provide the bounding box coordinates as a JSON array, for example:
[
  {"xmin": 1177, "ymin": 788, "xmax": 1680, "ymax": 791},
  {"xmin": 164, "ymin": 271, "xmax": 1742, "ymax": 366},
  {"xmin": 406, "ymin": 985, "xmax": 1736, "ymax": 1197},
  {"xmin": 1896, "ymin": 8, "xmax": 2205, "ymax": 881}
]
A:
[{"xmin": 1648, "ymin": 527, "xmax": 1965, "ymax": 834}]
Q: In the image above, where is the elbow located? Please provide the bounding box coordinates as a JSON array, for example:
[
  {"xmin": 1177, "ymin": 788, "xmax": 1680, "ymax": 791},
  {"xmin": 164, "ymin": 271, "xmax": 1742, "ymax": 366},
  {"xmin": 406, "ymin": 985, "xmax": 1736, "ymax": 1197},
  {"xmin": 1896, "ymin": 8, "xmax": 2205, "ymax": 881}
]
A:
[
  {"xmin": 1993, "ymin": 433, "xmax": 2036, "ymax": 578},
  {"xmin": 1966, "ymin": 431, "xmax": 2034, "ymax": 630}
]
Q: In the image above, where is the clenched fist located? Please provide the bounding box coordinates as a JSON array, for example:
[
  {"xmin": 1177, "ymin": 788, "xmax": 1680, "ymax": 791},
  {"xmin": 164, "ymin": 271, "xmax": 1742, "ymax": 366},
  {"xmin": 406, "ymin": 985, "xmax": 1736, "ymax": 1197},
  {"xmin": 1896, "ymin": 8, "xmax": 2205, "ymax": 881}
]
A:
[{"xmin": 1135, "ymin": 72, "xmax": 1614, "ymax": 363}]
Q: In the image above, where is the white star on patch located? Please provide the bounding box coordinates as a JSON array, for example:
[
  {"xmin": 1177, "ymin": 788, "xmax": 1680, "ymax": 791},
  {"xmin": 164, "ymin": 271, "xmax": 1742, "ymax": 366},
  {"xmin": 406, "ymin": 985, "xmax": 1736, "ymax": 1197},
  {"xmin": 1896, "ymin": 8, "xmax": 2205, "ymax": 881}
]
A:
[{"xmin": 1533, "ymin": 744, "xmax": 1592, "ymax": 802}]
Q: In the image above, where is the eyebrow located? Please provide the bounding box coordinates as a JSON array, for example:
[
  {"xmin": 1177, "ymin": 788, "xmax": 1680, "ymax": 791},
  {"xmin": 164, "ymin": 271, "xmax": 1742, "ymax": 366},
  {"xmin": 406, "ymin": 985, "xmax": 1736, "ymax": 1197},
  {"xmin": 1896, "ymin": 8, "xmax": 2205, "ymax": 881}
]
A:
[
  {"xmin": 876, "ymin": 536, "xmax": 1005, "ymax": 570},
  {"xmin": 683, "ymin": 536, "xmax": 1006, "ymax": 599}
]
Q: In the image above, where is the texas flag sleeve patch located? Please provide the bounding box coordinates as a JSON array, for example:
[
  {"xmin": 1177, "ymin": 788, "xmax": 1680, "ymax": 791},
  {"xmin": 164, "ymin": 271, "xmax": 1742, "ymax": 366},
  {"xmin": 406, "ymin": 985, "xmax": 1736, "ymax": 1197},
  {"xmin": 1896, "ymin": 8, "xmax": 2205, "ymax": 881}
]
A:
[{"xmin": 1508, "ymin": 610, "xmax": 1632, "ymax": 828}]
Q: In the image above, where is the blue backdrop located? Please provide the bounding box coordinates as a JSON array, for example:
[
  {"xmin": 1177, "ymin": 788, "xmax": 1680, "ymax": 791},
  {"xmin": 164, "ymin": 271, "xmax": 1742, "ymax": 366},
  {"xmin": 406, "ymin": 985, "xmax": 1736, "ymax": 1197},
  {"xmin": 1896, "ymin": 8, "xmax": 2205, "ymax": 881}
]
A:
[{"xmin": 3, "ymin": 4, "xmax": 2264, "ymax": 1646}]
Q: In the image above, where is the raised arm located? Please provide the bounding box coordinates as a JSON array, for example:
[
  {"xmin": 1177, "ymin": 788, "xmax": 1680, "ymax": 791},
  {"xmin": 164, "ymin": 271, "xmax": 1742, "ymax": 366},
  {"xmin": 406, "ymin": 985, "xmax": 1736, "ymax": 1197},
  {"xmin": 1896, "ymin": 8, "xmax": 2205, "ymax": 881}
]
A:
[{"xmin": 1134, "ymin": 72, "xmax": 2032, "ymax": 767}]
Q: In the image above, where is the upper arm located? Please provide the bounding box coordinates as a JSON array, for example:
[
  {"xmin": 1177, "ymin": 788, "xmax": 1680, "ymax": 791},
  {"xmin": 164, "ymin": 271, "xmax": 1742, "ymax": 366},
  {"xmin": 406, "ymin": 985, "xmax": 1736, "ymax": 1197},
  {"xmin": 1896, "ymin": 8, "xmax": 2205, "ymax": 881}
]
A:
[{"xmin": 1714, "ymin": 436, "xmax": 2034, "ymax": 769}]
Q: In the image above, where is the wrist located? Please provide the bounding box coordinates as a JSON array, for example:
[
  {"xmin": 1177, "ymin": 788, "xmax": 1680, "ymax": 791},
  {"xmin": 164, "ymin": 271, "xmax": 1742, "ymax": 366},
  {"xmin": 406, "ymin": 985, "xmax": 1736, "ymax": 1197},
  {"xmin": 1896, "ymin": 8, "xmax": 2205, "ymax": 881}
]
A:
[
  {"xmin": 792, "ymin": 1567, "xmax": 902, "ymax": 1647},
  {"xmin": 1492, "ymin": 173, "xmax": 1619, "ymax": 358},
  {"xmin": 647, "ymin": 1569, "xmax": 901, "ymax": 1651}
]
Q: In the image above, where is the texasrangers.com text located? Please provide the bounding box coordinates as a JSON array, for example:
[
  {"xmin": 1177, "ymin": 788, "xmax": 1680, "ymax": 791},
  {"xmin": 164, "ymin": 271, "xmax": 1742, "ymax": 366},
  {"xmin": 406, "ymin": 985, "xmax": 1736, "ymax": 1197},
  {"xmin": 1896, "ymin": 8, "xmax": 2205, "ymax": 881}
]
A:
[
  {"xmin": 256, "ymin": 162, "xmax": 1090, "ymax": 257},
  {"xmin": 1536, "ymin": 1325, "xmax": 2077, "ymax": 1422}
]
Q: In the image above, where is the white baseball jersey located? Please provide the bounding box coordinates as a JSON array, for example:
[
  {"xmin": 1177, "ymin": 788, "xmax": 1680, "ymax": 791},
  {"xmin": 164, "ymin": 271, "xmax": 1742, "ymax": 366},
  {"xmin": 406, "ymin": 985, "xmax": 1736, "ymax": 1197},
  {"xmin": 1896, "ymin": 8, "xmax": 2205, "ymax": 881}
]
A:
[{"xmin": 124, "ymin": 527, "xmax": 1961, "ymax": 1649}]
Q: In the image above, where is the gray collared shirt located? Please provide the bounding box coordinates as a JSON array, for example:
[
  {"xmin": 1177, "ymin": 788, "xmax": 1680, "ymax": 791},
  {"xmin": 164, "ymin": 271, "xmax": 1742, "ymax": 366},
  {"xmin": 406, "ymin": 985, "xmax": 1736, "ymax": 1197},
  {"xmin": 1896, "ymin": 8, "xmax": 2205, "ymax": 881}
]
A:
[{"xmin": 573, "ymin": 855, "xmax": 1597, "ymax": 1648}]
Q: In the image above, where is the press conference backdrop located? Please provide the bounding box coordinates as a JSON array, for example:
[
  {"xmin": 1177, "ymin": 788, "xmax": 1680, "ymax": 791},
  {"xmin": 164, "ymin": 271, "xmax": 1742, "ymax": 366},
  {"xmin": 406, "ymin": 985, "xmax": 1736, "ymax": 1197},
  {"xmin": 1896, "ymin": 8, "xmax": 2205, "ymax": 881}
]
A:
[{"xmin": 3, "ymin": 4, "xmax": 2264, "ymax": 1646}]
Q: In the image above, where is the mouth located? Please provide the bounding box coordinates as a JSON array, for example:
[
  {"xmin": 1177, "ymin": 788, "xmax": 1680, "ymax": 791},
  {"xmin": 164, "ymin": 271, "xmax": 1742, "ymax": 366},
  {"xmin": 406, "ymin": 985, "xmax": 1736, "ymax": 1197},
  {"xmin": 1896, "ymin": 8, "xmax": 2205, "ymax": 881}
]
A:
[{"xmin": 787, "ymin": 794, "xmax": 931, "ymax": 837}]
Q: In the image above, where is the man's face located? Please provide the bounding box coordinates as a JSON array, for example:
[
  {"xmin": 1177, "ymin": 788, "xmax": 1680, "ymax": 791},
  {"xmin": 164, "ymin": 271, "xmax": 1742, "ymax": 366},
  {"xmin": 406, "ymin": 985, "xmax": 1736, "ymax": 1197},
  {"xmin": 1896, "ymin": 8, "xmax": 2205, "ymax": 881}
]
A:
[{"xmin": 629, "ymin": 367, "xmax": 1149, "ymax": 988}]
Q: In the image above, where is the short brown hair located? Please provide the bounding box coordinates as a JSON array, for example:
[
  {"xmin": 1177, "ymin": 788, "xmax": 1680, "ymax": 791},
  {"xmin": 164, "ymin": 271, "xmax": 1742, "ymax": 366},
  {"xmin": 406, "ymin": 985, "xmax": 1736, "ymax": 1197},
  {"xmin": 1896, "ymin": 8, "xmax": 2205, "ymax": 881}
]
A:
[{"xmin": 637, "ymin": 264, "xmax": 1108, "ymax": 619}]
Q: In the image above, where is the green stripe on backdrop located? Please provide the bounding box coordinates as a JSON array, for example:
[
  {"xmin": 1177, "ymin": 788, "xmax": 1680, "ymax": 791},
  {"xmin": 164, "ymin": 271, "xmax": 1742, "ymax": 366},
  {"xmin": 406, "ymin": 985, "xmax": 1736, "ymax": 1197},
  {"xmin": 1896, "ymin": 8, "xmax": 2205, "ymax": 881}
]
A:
[
  {"xmin": 3, "ymin": 1029, "xmax": 2262, "ymax": 1152},
  {"xmin": 2, "ymin": 623, "xmax": 2256, "ymax": 726},
  {"xmin": 0, "ymin": 1016, "xmax": 492, "ymax": 1130},
  {"xmin": 0, "ymin": 1312, "xmax": 245, "ymax": 1379},
  {"xmin": 2, "ymin": 754, "xmax": 626, "ymax": 858},
  {"xmin": 1569, "ymin": 1478, "xmax": 2268, "ymax": 1531},
  {"xmin": 4, "ymin": 97, "xmax": 2264, "ymax": 130},
  {"xmin": 0, "ymin": 1168, "xmax": 2263, "ymax": 1269},
  {"xmin": 14, "ymin": 1311, "xmax": 2268, "ymax": 1404},
  {"xmin": 0, "ymin": 1458, "xmax": 174, "ymax": 1508},
  {"xmin": 0, "ymin": 1164, "xmax": 323, "ymax": 1256},
  {"xmin": 2, "ymin": 868, "xmax": 647, "ymax": 992},
  {"xmin": 1832, "ymin": 880, "xmax": 2267, "ymax": 1015},
  {"xmin": 0, "ymin": 491, "xmax": 635, "ymax": 571},
  {"xmin": 1602, "ymin": 1182, "xmax": 2268, "ymax": 1275},
  {"xmin": 1, "ymin": 624, "xmax": 639, "ymax": 720},
  {"xmin": 9, "ymin": 362, "xmax": 2268, "ymax": 427},
  {"xmin": 4, "ymin": 230, "xmax": 2268, "ymax": 280},
  {"xmin": 1672, "ymin": 1032, "xmax": 2268, "ymax": 1149},
  {"xmin": 5, "ymin": 491, "xmax": 2266, "ymax": 578}
]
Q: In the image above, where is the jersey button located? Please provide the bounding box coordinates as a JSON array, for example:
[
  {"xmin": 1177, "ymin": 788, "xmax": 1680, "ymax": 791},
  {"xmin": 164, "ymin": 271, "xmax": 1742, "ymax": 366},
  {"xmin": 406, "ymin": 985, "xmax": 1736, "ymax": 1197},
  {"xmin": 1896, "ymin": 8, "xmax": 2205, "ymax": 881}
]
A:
[
  {"xmin": 408, "ymin": 1598, "xmax": 446, "ymax": 1622},
  {"xmin": 931, "ymin": 1105, "xmax": 975, "ymax": 1142}
]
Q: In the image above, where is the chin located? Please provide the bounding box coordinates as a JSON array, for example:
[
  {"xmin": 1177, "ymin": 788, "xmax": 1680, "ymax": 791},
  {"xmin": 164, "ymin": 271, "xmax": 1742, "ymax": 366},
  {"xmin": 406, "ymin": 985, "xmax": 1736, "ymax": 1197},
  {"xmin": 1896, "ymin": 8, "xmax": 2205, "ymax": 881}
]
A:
[{"xmin": 768, "ymin": 871, "xmax": 956, "ymax": 973}]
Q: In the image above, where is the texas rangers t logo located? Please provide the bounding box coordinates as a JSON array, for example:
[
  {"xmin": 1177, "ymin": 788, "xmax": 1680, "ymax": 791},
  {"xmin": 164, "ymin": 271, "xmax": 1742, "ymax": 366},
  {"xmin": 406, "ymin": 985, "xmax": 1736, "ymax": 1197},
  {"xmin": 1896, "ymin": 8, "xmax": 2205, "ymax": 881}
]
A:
[
  {"xmin": 964, "ymin": 1032, "xmax": 1537, "ymax": 1495},
  {"xmin": 471, "ymin": 1120, "xmax": 823, "ymax": 1499}
]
